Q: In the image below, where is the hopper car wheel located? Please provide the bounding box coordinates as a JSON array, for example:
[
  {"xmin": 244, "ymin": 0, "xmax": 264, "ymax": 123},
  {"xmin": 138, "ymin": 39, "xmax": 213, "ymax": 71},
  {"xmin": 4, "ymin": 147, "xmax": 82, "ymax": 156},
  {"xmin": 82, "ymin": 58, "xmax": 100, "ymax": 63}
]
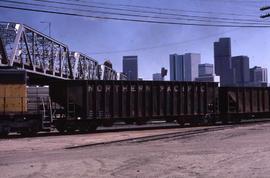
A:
[
  {"xmin": 66, "ymin": 127, "xmax": 76, "ymax": 133},
  {"xmin": 55, "ymin": 121, "xmax": 66, "ymax": 133},
  {"xmin": 56, "ymin": 126, "xmax": 65, "ymax": 133},
  {"xmin": 222, "ymin": 118, "xmax": 229, "ymax": 125},
  {"xmin": 210, "ymin": 119, "xmax": 216, "ymax": 126},
  {"xmin": 209, "ymin": 115, "xmax": 217, "ymax": 125},
  {"xmin": 124, "ymin": 120, "xmax": 134, "ymax": 125},
  {"xmin": 79, "ymin": 127, "xmax": 89, "ymax": 133},
  {"xmin": 30, "ymin": 128, "xmax": 38, "ymax": 135},
  {"xmin": 103, "ymin": 120, "xmax": 114, "ymax": 127},
  {"xmin": 233, "ymin": 118, "xmax": 241, "ymax": 124},
  {"xmin": 0, "ymin": 130, "xmax": 9, "ymax": 137},
  {"xmin": 202, "ymin": 115, "xmax": 209, "ymax": 125},
  {"xmin": 190, "ymin": 119, "xmax": 199, "ymax": 127},
  {"xmin": 136, "ymin": 119, "xmax": 147, "ymax": 125},
  {"xmin": 177, "ymin": 119, "xmax": 185, "ymax": 127},
  {"xmin": 20, "ymin": 128, "xmax": 37, "ymax": 136},
  {"xmin": 87, "ymin": 124, "xmax": 98, "ymax": 132},
  {"xmin": 165, "ymin": 118, "xmax": 174, "ymax": 123}
]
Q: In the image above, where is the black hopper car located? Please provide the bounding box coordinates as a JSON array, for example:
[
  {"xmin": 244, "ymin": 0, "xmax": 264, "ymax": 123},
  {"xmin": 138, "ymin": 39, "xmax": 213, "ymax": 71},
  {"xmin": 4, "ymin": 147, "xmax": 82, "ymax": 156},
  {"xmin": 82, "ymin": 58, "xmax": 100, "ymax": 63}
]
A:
[
  {"xmin": 219, "ymin": 87, "xmax": 270, "ymax": 123},
  {"xmin": 49, "ymin": 80, "xmax": 270, "ymax": 133}
]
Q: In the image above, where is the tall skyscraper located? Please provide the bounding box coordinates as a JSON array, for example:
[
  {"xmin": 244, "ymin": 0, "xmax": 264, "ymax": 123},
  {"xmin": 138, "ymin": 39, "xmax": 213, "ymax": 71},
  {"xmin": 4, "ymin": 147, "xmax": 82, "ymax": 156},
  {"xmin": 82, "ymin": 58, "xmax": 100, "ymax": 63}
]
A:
[
  {"xmin": 170, "ymin": 53, "xmax": 201, "ymax": 81},
  {"xmin": 170, "ymin": 54, "xmax": 182, "ymax": 81},
  {"xmin": 250, "ymin": 66, "xmax": 268, "ymax": 86},
  {"xmin": 214, "ymin": 38, "xmax": 232, "ymax": 86},
  {"xmin": 122, "ymin": 56, "xmax": 138, "ymax": 80},
  {"xmin": 231, "ymin": 56, "xmax": 250, "ymax": 86}
]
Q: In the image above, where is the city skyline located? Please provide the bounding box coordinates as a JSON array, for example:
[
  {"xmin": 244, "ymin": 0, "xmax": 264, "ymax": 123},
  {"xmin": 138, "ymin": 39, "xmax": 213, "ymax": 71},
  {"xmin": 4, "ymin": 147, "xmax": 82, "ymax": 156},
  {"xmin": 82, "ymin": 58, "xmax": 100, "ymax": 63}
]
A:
[{"xmin": 168, "ymin": 37, "xmax": 268, "ymax": 85}]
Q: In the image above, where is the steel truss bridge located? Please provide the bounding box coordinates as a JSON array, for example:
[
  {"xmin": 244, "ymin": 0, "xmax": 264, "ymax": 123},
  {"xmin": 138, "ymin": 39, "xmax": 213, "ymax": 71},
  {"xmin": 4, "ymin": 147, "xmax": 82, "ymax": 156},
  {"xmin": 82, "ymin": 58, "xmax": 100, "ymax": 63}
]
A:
[{"xmin": 0, "ymin": 22, "xmax": 126, "ymax": 84}]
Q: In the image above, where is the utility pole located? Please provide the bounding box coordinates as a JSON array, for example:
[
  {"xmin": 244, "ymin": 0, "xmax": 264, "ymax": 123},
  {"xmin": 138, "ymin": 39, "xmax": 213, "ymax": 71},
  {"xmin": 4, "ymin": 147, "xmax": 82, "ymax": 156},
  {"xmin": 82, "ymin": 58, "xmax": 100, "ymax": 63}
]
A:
[
  {"xmin": 260, "ymin": 6, "xmax": 270, "ymax": 18},
  {"xmin": 40, "ymin": 21, "xmax": 51, "ymax": 37}
]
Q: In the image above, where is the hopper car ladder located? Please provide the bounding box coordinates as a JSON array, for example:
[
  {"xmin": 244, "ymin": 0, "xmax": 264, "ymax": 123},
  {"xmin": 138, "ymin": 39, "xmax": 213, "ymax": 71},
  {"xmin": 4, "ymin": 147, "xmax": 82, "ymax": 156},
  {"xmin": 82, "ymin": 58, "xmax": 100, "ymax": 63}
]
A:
[
  {"xmin": 67, "ymin": 101, "xmax": 76, "ymax": 118},
  {"xmin": 40, "ymin": 97, "xmax": 53, "ymax": 130}
]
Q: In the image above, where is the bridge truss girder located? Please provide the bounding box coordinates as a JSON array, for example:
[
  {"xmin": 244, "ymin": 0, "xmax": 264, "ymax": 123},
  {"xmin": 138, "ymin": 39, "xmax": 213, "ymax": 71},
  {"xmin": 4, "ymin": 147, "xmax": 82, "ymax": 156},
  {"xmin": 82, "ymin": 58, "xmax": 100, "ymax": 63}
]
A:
[
  {"xmin": 0, "ymin": 22, "xmax": 127, "ymax": 82},
  {"xmin": 70, "ymin": 52, "xmax": 99, "ymax": 80},
  {"xmin": 0, "ymin": 22, "xmax": 73, "ymax": 80}
]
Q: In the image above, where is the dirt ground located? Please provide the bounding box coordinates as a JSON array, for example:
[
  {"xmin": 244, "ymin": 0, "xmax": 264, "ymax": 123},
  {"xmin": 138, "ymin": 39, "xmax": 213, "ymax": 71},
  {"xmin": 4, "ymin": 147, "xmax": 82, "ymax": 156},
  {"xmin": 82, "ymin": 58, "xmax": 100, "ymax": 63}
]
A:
[{"xmin": 1, "ymin": 123, "xmax": 270, "ymax": 178}]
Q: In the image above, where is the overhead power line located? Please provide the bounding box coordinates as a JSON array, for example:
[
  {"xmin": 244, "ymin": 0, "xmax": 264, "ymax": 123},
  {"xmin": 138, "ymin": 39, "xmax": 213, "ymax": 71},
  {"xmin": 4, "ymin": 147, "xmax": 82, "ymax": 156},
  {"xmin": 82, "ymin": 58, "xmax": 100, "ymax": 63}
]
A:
[
  {"xmin": 260, "ymin": 6, "xmax": 270, "ymax": 11},
  {"xmin": 63, "ymin": 0, "xmax": 259, "ymax": 18},
  {"xmin": 31, "ymin": 0, "xmax": 263, "ymax": 23},
  {"xmin": 261, "ymin": 14, "xmax": 270, "ymax": 18},
  {"xmin": 2, "ymin": 0, "xmax": 270, "ymax": 26},
  {"xmin": 1, "ymin": 4, "xmax": 270, "ymax": 28},
  {"xmin": 260, "ymin": 5, "xmax": 270, "ymax": 18}
]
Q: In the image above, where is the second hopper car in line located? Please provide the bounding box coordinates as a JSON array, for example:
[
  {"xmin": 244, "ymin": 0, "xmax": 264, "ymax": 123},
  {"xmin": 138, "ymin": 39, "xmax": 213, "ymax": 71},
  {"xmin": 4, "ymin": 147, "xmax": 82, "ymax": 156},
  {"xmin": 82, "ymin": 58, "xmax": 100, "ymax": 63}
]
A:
[
  {"xmin": 50, "ymin": 80, "xmax": 218, "ymax": 132},
  {"xmin": 49, "ymin": 80, "xmax": 270, "ymax": 132}
]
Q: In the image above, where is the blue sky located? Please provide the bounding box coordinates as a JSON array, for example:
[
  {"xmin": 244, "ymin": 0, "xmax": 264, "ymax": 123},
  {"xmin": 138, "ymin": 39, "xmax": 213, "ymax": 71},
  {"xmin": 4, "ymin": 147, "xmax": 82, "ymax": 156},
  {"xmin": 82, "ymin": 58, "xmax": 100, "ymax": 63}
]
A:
[{"xmin": 1, "ymin": 0, "xmax": 270, "ymax": 80}]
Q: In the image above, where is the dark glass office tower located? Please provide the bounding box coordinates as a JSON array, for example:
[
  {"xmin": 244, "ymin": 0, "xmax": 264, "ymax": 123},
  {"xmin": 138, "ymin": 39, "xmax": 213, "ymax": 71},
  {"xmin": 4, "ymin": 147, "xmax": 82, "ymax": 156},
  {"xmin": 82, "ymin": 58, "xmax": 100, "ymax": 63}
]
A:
[
  {"xmin": 123, "ymin": 56, "xmax": 138, "ymax": 80},
  {"xmin": 231, "ymin": 56, "xmax": 250, "ymax": 86},
  {"xmin": 214, "ymin": 38, "xmax": 232, "ymax": 86}
]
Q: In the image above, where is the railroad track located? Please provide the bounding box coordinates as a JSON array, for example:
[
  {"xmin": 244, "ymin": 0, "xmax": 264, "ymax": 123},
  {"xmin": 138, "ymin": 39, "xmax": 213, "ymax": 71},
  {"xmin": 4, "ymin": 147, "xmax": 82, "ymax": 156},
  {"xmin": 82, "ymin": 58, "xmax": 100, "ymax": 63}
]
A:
[
  {"xmin": 2, "ymin": 118, "xmax": 270, "ymax": 140},
  {"xmin": 66, "ymin": 119, "xmax": 270, "ymax": 149},
  {"xmin": 2, "ymin": 122, "xmax": 180, "ymax": 139}
]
